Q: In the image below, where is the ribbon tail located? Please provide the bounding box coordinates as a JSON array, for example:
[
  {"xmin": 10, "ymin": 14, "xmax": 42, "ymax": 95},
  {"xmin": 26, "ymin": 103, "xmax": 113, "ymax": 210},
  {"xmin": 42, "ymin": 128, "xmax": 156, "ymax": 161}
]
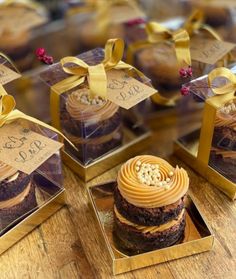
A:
[
  {"xmin": 173, "ymin": 29, "xmax": 191, "ymax": 67},
  {"xmin": 88, "ymin": 64, "xmax": 107, "ymax": 98},
  {"xmin": 151, "ymin": 92, "xmax": 177, "ymax": 106}
]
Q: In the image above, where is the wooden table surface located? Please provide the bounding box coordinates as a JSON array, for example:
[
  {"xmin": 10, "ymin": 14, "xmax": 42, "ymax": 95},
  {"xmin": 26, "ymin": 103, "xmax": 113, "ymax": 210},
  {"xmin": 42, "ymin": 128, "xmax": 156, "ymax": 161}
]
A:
[{"xmin": 0, "ymin": 118, "xmax": 236, "ymax": 279}]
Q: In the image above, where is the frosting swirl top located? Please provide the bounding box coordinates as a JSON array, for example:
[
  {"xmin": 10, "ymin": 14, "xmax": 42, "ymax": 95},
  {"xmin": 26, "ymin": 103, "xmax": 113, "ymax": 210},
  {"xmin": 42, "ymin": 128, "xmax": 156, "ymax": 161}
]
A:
[
  {"xmin": 117, "ymin": 155, "xmax": 189, "ymax": 208},
  {"xmin": 66, "ymin": 90, "xmax": 119, "ymax": 123},
  {"xmin": 215, "ymin": 101, "xmax": 236, "ymax": 129},
  {"xmin": 0, "ymin": 162, "xmax": 18, "ymax": 182}
]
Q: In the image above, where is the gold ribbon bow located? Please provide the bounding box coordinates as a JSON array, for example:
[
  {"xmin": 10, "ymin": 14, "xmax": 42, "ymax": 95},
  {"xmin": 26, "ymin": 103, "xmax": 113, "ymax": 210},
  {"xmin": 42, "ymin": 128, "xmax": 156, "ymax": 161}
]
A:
[
  {"xmin": 145, "ymin": 22, "xmax": 191, "ymax": 68},
  {"xmin": 51, "ymin": 38, "xmax": 146, "ymax": 129},
  {"xmin": 198, "ymin": 67, "xmax": 236, "ymax": 164},
  {"xmin": 96, "ymin": 0, "xmax": 142, "ymax": 32},
  {"xmin": 0, "ymin": 85, "xmax": 75, "ymax": 149},
  {"xmin": 0, "ymin": 0, "xmax": 42, "ymax": 11},
  {"xmin": 183, "ymin": 9, "xmax": 221, "ymax": 41}
]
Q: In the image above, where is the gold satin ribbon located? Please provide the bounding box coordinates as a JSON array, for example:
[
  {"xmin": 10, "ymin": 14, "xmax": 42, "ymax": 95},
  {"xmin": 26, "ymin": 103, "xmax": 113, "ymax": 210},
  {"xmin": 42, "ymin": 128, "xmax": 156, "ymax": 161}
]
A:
[
  {"xmin": 51, "ymin": 38, "xmax": 148, "ymax": 129},
  {"xmin": 96, "ymin": 0, "xmax": 141, "ymax": 32},
  {"xmin": 0, "ymin": 86, "xmax": 75, "ymax": 149},
  {"xmin": 0, "ymin": 52, "xmax": 20, "ymax": 74},
  {"xmin": 0, "ymin": 0, "xmax": 42, "ymax": 11},
  {"xmin": 198, "ymin": 67, "xmax": 236, "ymax": 164}
]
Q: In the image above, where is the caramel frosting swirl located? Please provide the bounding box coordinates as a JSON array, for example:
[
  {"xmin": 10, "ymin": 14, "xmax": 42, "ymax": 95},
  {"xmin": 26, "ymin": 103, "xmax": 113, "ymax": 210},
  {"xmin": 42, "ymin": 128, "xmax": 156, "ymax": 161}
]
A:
[
  {"xmin": 0, "ymin": 161, "xmax": 18, "ymax": 182},
  {"xmin": 114, "ymin": 206, "xmax": 185, "ymax": 234},
  {"xmin": 215, "ymin": 112, "xmax": 236, "ymax": 129},
  {"xmin": 117, "ymin": 155, "xmax": 189, "ymax": 208},
  {"xmin": 66, "ymin": 90, "xmax": 119, "ymax": 123}
]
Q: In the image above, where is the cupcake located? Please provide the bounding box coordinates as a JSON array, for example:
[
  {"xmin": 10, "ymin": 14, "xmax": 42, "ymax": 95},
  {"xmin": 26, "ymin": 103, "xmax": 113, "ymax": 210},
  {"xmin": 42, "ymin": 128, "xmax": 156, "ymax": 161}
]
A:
[
  {"xmin": 209, "ymin": 100, "xmax": 236, "ymax": 182},
  {"xmin": 0, "ymin": 162, "xmax": 37, "ymax": 233},
  {"xmin": 0, "ymin": 30, "xmax": 33, "ymax": 71},
  {"xmin": 135, "ymin": 42, "xmax": 186, "ymax": 102},
  {"xmin": 113, "ymin": 155, "xmax": 189, "ymax": 254},
  {"xmin": 61, "ymin": 89, "xmax": 123, "ymax": 165}
]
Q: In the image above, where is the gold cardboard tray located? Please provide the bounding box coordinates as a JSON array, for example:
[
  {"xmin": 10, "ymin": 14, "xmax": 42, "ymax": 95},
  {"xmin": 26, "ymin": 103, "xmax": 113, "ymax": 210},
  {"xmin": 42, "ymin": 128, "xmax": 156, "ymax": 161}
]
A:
[
  {"xmin": 0, "ymin": 177, "xmax": 65, "ymax": 256},
  {"xmin": 87, "ymin": 182, "xmax": 214, "ymax": 275},
  {"xmin": 62, "ymin": 123, "xmax": 151, "ymax": 182},
  {"xmin": 174, "ymin": 129, "xmax": 236, "ymax": 200}
]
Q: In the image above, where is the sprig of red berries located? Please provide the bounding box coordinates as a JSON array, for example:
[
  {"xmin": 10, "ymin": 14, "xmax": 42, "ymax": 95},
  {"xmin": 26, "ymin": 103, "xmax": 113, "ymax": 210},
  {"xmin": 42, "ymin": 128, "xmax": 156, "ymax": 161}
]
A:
[
  {"xmin": 179, "ymin": 66, "xmax": 193, "ymax": 78},
  {"xmin": 35, "ymin": 48, "xmax": 53, "ymax": 65}
]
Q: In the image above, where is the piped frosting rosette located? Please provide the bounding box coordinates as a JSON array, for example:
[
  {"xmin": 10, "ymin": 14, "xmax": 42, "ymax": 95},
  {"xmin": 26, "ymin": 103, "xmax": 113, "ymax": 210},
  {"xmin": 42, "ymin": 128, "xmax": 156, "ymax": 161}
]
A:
[
  {"xmin": 66, "ymin": 90, "xmax": 119, "ymax": 122},
  {"xmin": 117, "ymin": 155, "xmax": 189, "ymax": 208}
]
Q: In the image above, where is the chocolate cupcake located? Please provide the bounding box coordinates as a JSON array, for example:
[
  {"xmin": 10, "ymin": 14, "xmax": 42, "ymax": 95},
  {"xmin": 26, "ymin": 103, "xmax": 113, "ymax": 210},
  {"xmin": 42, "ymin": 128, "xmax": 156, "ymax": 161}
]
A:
[
  {"xmin": 61, "ymin": 89, "xmax": 123, "ymax": 165},
  {"xmin": 209, "ymin": 100, "xmax": 236, "ymax": 182},
  {"xmin": 0, "ymin": 162, "xmax": 37, "ymax": 232},
  {"xmin": 0, "ymin": 30, "xmax": 33, "ymax": 71},
  {"xmin": 113, "ymin": 155, "xmax": 189, "ymax": 254}
]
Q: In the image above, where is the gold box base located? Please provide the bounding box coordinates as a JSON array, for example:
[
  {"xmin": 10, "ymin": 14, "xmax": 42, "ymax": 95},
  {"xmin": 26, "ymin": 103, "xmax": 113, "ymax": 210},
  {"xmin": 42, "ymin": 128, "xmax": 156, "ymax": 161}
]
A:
[
  {"xmin": 0, "ymin": 189, "xmax": 65, "ymax": 256},
  {"xmin": 62, "ymin": 126, "xmax": 151, "ymax": 182},
  {"xmin": 87, "ymin": 182, "xmax": 214, "ymax": 275},
  {"xmin": 174, "ymin": 134, "xmax": 236, "ymax": 200}
]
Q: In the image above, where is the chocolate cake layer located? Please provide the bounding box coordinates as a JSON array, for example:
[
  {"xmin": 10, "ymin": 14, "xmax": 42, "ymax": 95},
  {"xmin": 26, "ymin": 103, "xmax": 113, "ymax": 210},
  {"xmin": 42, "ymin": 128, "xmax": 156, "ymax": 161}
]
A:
[
  {"xmin": 0, "ymin": 182, "xmax": 37, "ymax": 232},
  {"xmin": 212, "ymin": 126, "xmax": 236, "ymax": 150},
  {"xmin": 61, "ymin": 105, "xmax": 122, "ymax": 139},
  {"xmin": 65, "ymin": 130, "xmax": 122, "ymax": 165},
  {"xmin": 114, "ymin": 186, "xmax": 185, "ymax": 226},
  {"xmin": 0, "ymin": 173, "xmax": 32, "ymax": 201},
  {"xmin": 113, "ymin": 212, "xmax": 185, "ymax": 254},
  {"xmin": 209, "ymin": 151, "xmax": 236, "ymax": 183}
]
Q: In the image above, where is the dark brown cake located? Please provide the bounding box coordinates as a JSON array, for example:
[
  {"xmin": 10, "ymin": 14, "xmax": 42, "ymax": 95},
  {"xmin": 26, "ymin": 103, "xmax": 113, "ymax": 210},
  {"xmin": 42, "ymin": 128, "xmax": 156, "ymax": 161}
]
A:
[
  {"xmin": 113, "ymin": 155, "xmax": 189, "ymax": 254},
  {"xmin": 209, "ymin": 101, "xmax": 236, "ymax": 182},
  {"xmin": 61, "ymin": 89, "xmax": 123, "ymax": 165},
  {"xmin": 0, "ymin": 162, "xmax": 37, "ymax": 233}
]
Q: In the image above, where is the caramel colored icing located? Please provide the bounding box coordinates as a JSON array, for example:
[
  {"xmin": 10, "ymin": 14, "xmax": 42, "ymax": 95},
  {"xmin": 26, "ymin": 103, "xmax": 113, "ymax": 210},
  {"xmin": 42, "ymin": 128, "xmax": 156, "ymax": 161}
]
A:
[
  {"xmin": 0, "ymin": 162, "xmax": 18, "ymax": 182},
  {"xmin": 0, "ymin": 182, "xmax": 31, "ymax": 210},
  {"xmin": 215, "ymin": 101, "xmax": 236, "ymax": 129},
  {"xmin": 66, "ymin": 90, "xmax": 119, "ymax": 123},
  {"xmin": 215, "ymin": 112, "xmax": 236, "ymax": 129},
  {"xmin": 211, "ymin": 147, "xmax": 236, "ymax": 159},
  {"xmin": 117, "ymin": 155, "xmax": 189, "ymax": 208},
  {"xmin": 114, "ymin": 206, "xmax": 185, "ymax": 234}
]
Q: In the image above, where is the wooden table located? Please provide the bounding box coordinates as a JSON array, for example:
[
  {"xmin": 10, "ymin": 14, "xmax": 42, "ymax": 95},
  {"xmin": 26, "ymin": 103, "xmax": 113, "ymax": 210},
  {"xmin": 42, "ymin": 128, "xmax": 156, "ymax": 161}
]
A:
[{"xmin": 0, "ymin": 121, "xmax": 236, "ymax": 279}]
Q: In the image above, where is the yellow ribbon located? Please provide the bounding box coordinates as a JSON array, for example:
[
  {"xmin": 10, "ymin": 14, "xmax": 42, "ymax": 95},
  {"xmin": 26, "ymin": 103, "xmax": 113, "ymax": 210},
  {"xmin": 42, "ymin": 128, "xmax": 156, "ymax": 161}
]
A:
[
  {"xmin": 0, "ymin": 0, "xmax": 42, "ymax": 11},
  {"xmin": 208, "ymin": 67, "xmax": 236, "ymax": 96},
  {"xmin": 183, "ymin": 9, "xmax": 222, "ymax": 41},
  {"xmin": 96, "ymin": 0, "xmax": 142, "ymax": 32},
  {"xmin": 0, "ymin": 52, "xmax": 20, "ymax": 74},
  {"xmin": 198, "ymin": 67, "xmax": 236, "ymax": 164}
]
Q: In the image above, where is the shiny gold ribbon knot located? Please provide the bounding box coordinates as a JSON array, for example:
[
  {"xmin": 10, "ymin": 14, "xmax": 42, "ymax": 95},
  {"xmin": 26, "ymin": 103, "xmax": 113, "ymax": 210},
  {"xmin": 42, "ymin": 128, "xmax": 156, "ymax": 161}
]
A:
[
  {"xmin": 145, "ymin": 21, "xmax": 191, "ymax": 68},
  {"xmin": 52, "ymin": 38, "xmax": 136, "ymax": 99},
  {"xmin": 208, "ymin": 67, "xmax": 236, "ymax": 96}
]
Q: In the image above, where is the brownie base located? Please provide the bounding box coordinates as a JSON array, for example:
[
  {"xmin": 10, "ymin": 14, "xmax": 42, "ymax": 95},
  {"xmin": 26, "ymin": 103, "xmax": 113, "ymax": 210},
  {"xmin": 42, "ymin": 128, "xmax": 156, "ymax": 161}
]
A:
[
  {"xmin": 0, "ymin": 181, "xmax": 37, "ymax": 233},
  {"xmin": 209, "ymin": 151, "xmax": 236, "ymax": 183},
  {"xmin": 0, "ymin": 172, "xmax": 32, "ymax": 201},
  {"xmin": 113, "ymin": 212, "xmax": 186, "ymax": 254},
  {"xmin": 211, "ymin": 126, "xmax": 236, "ymax": 150},
  {"xmin": 114, "ymin": 186, "xmax": 185, "ymax": 226},
  {"xmin": 65, "ymin": 129, "xmax": 123, "ymax": 165}
]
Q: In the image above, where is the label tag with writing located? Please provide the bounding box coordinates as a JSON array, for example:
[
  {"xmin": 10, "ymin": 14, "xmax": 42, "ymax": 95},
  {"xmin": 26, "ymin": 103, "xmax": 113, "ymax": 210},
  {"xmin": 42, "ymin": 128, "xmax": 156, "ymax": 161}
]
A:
[
  {"xmin": 190, "ymin": 38, "xmax": 235, "ymax": 65},
  {"xmin": 0, "ymin": 6, "xmax": 46, "ymax": 34},
  {"xmin": 0, "ymin": 64, "xmax": 21, "ymax": 85},
  {"xmin": 107, "ymin": 70, "xmax": 156, "ymax": 109},
  {"xmin": 0, "ymin": 123, "xmax": 63, "ymax": 174},
  {"xmin": 110, "ymin": 4, "xmax": 145, "ymax": 24}
]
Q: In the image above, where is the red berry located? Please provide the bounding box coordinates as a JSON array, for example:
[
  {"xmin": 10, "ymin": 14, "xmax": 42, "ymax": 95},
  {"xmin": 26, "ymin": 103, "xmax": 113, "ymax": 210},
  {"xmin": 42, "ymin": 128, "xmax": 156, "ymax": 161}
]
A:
[
  {"xmin": 42, "ymin": 55, "xmax": 53, "ymax": 65},
  {"xmin": 180, "ymin": 86, "xmax": 190, "ymax": 96},
  {"xmin": 179, "ymin": 68, "xmax": 188, "ymax": 78},
  {"xmin": 35, "ymin": 47, "xmax": 46, "ymax": 57},
  {"xmin": 187, "ymin": 66, "xmax": 193, "ymax": 77}
]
